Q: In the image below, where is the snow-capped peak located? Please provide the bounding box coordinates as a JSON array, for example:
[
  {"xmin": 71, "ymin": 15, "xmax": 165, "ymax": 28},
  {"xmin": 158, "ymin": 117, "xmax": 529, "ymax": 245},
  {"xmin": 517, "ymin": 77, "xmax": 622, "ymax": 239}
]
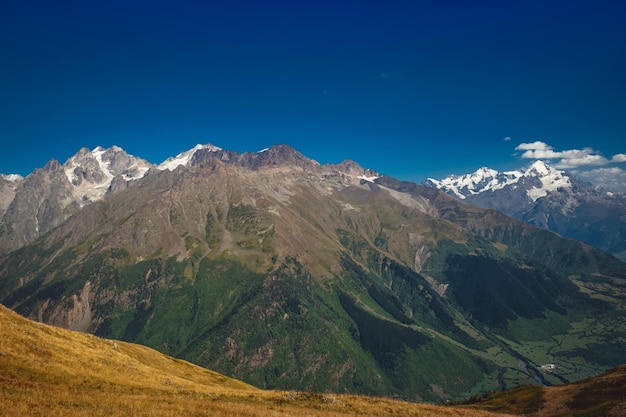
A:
[
  {"xmin": 426, "ymin": 166, "xmax": 522, "ymax": 199},
  {"xmin": 427, "ymin": 161, "xmax": 572, "ymax": 202},
  {"xmin": 525, "ymin": 160, "xmax": 551, "ymax": 176},
  {"xmin": 63, "ymin": 146, "xmax": 152, "ymax": 204},
  {"xmin": 523, "ymin": 160, "xmax": 571, "ymax": 201},
  {"xmin": 158, "ymin": 143, "xmax": 222, "ymax": 171},
  {"xmin": 472, "ymin": 166, "xmax": 499, "ymax": 179},
  {"xmin": 1, "ymin": 174, "xmax": 24, "ymax": 183}
]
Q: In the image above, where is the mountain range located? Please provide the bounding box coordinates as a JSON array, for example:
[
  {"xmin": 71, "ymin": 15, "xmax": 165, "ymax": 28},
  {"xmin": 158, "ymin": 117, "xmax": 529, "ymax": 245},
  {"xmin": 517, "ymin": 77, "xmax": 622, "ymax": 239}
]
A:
[
  {"xmin": 1, "ymin": 144, "xmax": 626, "ymax": 402},
  {"xmin": 425, "ymin": 161, "xmax": 626, "ymax": 261}
]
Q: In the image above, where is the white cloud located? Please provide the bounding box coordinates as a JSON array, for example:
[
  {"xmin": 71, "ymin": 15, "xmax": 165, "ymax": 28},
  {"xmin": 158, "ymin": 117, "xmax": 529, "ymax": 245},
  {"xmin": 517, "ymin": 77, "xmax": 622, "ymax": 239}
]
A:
[
  {"xmin": 577, "ymin": 167, "xmax": 626, "ymax": 193},
  {"xmin": 515, "ymin": 141, "xmax": 553, "ymax": 152},
  {"xmin": 612, "ymin": 153, "xmax": 626, "ymax": 163},
  {"xmin": 515, "ymin": 141, "xmax": 625, "ymax": 170},
  {"xmin": 555, "ymin": 153, "xmax": 609, "ymax": 169},
  {"xmin": 503, "ymin": 136, "xmax": 512, "ymax": 141}
]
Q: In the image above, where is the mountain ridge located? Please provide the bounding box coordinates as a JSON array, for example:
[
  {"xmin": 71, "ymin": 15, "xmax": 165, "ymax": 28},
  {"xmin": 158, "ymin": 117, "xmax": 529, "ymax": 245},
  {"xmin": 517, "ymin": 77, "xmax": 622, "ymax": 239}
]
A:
[
  {"xmin": 425, "ymin": 161, "xmax": 626, "ymax": 261},
  {"xmin": 0, "ymin": 143, "xmax": 355, "ymax": 255},
  {"xmin": 425, "ymin": 161, "xmax": 576, "ymax": 202}
]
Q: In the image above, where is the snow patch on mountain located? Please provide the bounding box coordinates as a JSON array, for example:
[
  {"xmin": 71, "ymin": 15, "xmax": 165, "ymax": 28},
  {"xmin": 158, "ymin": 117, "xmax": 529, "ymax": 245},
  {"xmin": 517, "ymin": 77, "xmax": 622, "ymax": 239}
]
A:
[
  {"xmin": 63, "ymin": 146, "xmax": 152, "ymax": 204},
  {"xmin": 1, "ymin": 174, "xmax": 23, "ymax": 183},
  {"xmin": 426, "ymin": 167, "xmax": 522, "ymax": 199},
  {"xmin": 523, "ymin": 161, "xmax": 572, "ymax": 202},
  {"xmin": 358, "ymin": 174, "xmax": 380, "ymax": 183},
  {"xmin": 158, "ymin": 144, "xmax": 222, "ymax": 171}
]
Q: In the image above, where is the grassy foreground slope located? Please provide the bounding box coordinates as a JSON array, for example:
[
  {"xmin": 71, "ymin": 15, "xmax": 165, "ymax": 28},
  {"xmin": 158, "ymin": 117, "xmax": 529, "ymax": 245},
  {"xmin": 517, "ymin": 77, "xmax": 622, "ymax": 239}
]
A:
[
  {"xmin": 0, "ymin": 304, "xmax": 511, "ymax": 417},
  {"xmin": 465, "ymin": 364, "xmax": 626, "ymax": 417}
]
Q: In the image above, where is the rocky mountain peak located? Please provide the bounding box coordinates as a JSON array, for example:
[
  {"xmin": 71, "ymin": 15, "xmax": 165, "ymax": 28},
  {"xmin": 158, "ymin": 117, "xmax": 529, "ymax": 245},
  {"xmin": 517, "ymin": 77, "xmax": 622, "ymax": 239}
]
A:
[
  {"xmin": 473, "ymin": 166, "xmax": 498, "ymax": 178},
  {"xmin": 327, "ymin": 160, "xmax": 380, "ymax": 183},
  {"xmin": 99, "ymin": 146, "xmax": 149, "ymax": 176},
  {"xmin": 241, "ymin": 144, "xmax": 319, "ymax": 170},
  {"xmin": 0, "ymin": 174, "xmax": 23, "ymax": 183},
  {"xmin": 330, "ymin": 159, "xmax": 365, "ymax": 173},
  {"xmin": 64, "ymin": 146, "xmax": 152, "ymax": 203},
  {"xmin": 158, "ymin": 144, "xmax": 223, "ymax": 171},
  {"xmin": 43, "ymin": 158, "xmax": 62, "ymax": 171},
  {"xmin": 66, "ymin": 147, "xmax": 107, "ymax": 186},
  {"xmin": 0, "ymin": 145, "xmax": 153, "ymax": 254},
  {"xmin": 525, "ymin": 160, "xmax": 551, "ymax": 176}
]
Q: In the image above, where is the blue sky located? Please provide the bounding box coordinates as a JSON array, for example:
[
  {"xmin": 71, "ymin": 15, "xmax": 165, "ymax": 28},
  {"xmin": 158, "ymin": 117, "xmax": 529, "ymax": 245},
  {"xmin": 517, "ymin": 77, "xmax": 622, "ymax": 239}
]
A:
[{"xmin": 1, "ymin": 1, "xmax": 625, "ymax": 190}]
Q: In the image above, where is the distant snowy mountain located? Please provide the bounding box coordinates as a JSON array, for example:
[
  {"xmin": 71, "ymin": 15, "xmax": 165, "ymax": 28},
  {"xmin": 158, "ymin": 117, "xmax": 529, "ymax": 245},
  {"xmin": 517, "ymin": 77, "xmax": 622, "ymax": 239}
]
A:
[
  {"xmin": 425, "ymin": 166, "xmax": 522, "ymax": 199},
  {"xmin": 425, "ymin": 161, "xmax": 571, "ymax": 202},
  {"xmin": 426, "ymin": 161, "xmax": 626, "ymax": 261}
]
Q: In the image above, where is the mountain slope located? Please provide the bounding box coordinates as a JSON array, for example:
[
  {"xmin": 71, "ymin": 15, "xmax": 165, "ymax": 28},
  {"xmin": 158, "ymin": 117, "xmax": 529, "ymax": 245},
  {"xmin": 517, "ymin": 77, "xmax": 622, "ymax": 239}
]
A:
[
  {"xmin": 1, "ymin": 304, "xmax": 515, "ymax": 417},
  {"xmin": 465, "ymin": 364, "xmax": 626, "ymax": 416},
  {"xmin": 425, "ymin": 161, "xmax": 626, "ymax": 261},
  {"xmin": 0, "ymin": 174, "xmax": 22, "ymax": 220},
  {"xmin": 1, "ymin": 153, "xmax": 494, "ymax": 400},
  {"xmin": 1, "ymin": 144, "xmax": 626, "ymax": 402}
]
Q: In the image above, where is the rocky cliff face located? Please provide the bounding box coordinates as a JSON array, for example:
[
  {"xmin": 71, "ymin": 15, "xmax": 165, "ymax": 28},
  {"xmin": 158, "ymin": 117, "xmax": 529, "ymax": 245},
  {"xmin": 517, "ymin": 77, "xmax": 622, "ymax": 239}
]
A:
[
  {"xmin": 0, "ymin": 146, "xmax": 152, "ymax": 254},
  {"xmin": 0, "ymin": 174, "xmax": 22, "ymax": 221},
  {"xmin": 0, "ymin": 159, "xmax": 80, "ymax": 252}
]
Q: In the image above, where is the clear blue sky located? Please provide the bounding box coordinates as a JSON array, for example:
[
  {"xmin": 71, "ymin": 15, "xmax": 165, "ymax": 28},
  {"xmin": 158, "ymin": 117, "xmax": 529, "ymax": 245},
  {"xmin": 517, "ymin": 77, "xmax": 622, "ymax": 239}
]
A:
[{"xmin": 1, "ymin": 0, "xmax": 625, "ymax": 189}]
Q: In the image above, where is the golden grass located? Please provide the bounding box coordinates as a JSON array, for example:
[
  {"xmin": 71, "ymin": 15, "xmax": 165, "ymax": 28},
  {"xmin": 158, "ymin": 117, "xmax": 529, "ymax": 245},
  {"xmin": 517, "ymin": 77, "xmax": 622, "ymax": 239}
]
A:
[{"xmin": 0, "ymin": 305, "xmax": 512, "ymax": 417}]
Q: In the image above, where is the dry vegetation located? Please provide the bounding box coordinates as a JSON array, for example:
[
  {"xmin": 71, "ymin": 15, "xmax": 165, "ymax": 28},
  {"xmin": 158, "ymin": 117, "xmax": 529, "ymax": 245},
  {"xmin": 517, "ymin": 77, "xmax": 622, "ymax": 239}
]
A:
[
  {"xmin": 0, "ymin": 305, "xmax": 512, "ymax": 417},
  {"xmin": 462, "ymin": 365, "xmax": 626, "ymax": 417}
]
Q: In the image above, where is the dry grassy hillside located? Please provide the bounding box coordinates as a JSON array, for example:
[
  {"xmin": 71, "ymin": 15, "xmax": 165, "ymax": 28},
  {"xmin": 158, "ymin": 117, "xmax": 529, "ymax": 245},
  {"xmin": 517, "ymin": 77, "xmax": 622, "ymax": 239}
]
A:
[
  {"xmin": 464, "ymin": 364, "xmax": 626, "ymax": 416},
  {"xmin": 0, "ymin": 304, "xmax": 512, "ymax": 417}
]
